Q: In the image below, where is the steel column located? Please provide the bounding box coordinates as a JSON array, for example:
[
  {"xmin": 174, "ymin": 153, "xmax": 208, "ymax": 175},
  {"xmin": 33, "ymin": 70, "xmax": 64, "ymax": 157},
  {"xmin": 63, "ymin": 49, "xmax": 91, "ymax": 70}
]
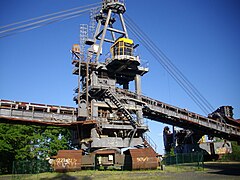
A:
[
  {"xmin": 95, "ymin": 9, "xmax": 112, "ymax": 62},
  {"xmin": 119, "ymin": 13, "xmax": 128, "ymax": 38}
]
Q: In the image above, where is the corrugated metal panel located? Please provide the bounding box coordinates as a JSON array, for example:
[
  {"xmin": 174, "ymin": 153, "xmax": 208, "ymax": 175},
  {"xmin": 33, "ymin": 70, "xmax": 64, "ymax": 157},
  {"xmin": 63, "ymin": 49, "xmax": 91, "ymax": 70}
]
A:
[
  {"xmin": 53, "ymin": 150, "xmax": 82, "ymax": 172},
  {"xmin": 129, "ymin": 148, "xmax": 158, "ymax": 170}
]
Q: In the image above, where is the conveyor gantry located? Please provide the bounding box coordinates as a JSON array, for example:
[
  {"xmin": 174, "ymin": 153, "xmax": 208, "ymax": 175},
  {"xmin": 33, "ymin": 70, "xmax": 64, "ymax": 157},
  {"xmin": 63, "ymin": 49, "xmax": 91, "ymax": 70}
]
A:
[
  {"xmin": 0, "ymin": 99, "xmax": 78, "ymax": 126},
  {"xmin": 116, "ymin": 88, "xmax": 240, "ymax": 142},
  {"xmin": 1, "ymin": 91, "xmax": 240, "ymax": 142}
]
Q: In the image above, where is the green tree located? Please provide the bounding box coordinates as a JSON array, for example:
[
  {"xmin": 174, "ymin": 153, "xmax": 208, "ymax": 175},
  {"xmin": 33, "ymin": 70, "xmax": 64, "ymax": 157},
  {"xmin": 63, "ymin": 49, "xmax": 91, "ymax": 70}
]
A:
[
  {"xmin": 221, "ymin": 141, "xmax": 240, "ymax": 161},
  {"xmin": 0, "ymin": 123, "xmax": 73, "ymax": 174}
]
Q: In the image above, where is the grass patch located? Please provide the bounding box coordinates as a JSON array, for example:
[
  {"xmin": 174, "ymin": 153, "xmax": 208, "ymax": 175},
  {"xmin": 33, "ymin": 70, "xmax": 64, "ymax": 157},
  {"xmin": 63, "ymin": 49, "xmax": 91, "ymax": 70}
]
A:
[{"xmin": 6, "ymin": 165, "xmax": 206, "ymax": 180}]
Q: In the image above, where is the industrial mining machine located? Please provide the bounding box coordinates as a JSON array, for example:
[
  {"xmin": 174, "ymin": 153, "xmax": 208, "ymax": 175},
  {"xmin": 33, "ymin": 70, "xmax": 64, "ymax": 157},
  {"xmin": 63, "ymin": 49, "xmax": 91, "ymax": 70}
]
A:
[
  {"xmin": 1, "ymin": 0, "xmax": 240, "ymax": 171},
  {"xmin": 70, "ymin": 0, "xmax": 158, "ymax": 170}
]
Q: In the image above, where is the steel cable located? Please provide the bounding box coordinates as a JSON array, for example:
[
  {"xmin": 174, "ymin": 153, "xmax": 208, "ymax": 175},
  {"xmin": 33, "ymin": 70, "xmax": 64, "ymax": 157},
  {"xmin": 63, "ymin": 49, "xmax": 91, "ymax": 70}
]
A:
[
  {"xmin": 125, "ymin": 16, "xmax": 214, "ymax": 114},
  {"xmin": 0, "ymin": 2, "xmax": 102, "ymax": 30},
  {"xmin": 125, "ymin": 21, "xmax": 210, "ymax": 114},
  {"xmin": 127, "ymin": 19, "xmax": 212, "ymax": 114},
  {"xmin": 0, "ymin": 3, "xmax": 99, "ymax": 38},
  {"xmin": 0, "ymin": 6, "xmax": 100, "ymax": 36},
  {"xmin": 0, "ymin": 12, "xmax": 90, "ymax": 38}
]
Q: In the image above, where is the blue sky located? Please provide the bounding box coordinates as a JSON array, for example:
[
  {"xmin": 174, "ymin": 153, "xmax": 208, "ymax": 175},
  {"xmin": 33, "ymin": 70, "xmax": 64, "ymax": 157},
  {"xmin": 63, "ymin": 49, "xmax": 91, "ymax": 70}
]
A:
[{"xmin": 0, "ymin": 0, "xmax": 240, "ymax": 154}]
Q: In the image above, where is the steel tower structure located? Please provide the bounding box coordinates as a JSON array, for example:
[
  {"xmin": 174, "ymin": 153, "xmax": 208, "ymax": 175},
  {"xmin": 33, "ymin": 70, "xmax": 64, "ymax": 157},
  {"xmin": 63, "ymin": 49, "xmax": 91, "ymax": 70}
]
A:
[{"xmin": 71, "ymin": 0, "xmax": 151, "ymax": 152}]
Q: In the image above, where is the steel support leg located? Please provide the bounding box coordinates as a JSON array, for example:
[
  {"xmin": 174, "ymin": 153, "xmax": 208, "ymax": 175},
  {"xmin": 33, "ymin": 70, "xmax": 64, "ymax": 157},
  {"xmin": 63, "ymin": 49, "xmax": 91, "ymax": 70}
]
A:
[
  {"xmin": 119, "ymin": 13, "xmax": 128, "ymax": 38},
  {"xmin": 95, "ymin": 9, "xmax": 112, "ymax": 62},
  {"xmin": 135, "ymin": 74, "xmax": 143, "ymax": 124}
]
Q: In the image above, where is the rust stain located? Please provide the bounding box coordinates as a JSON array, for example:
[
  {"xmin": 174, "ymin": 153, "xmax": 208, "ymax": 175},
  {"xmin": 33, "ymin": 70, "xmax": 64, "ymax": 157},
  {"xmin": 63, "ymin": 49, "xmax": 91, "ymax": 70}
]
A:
[
  {"xmin": 0, "ymin": 116, "xmax": 97, "ymax": 127},
  {"xmin": 51, "ymin": 150, "xmax": 82, "ymax": 172},
  {"xmin": 129, "ymin": 148, "xmax": 158, "ymax": 170}
]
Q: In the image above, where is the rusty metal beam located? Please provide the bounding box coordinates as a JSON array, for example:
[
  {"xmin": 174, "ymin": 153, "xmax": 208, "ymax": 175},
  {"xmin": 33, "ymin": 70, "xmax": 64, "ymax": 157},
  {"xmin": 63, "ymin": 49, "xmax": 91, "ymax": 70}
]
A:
[{"xmin": 0, "ymin": 115, "xmax": 96, "ymax": 127}]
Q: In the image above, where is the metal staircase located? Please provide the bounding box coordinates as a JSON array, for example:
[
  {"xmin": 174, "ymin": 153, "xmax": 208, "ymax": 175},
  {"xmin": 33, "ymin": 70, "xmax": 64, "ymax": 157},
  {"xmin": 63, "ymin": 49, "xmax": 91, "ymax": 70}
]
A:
[{"xmin": 104, "ymin": 88, "xmax": 138, "ymax": 129}]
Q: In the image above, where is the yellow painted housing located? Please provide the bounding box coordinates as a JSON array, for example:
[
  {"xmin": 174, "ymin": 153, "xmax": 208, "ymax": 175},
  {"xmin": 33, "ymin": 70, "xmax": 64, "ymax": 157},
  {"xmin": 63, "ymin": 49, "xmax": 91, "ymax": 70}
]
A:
[
  {"xmin": 111, "ymin": 38, "xmax": 134, "ymax": 57},
  {"xmin": 114, "ymin": 38, "xmax": 133, "ymax": 45}
]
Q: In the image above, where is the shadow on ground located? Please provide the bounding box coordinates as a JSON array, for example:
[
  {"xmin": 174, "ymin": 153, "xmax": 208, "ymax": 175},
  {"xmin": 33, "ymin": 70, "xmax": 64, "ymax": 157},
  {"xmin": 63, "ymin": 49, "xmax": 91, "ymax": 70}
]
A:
[
  {"xmin": 40, "ymin": 173, "xmax": 92, "ymax": 180},
  {"xmin": 204, "ymin": 162, "xmax": 240, "ymax": 176}
]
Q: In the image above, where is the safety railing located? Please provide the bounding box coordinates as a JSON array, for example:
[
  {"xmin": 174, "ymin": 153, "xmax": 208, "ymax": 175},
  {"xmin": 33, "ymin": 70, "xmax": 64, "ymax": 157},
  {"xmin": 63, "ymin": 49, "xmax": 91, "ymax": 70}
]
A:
[{"xmin": 162, "ymin": 152, "xmax": 204, "ymax": 169}]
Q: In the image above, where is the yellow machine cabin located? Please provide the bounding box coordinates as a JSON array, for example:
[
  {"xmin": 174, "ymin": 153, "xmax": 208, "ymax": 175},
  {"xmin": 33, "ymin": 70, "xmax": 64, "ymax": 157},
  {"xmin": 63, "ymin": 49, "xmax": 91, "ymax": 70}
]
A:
[{"xmin": 111, "ymin": 38, "xmax": 134, "ymax": 57}]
